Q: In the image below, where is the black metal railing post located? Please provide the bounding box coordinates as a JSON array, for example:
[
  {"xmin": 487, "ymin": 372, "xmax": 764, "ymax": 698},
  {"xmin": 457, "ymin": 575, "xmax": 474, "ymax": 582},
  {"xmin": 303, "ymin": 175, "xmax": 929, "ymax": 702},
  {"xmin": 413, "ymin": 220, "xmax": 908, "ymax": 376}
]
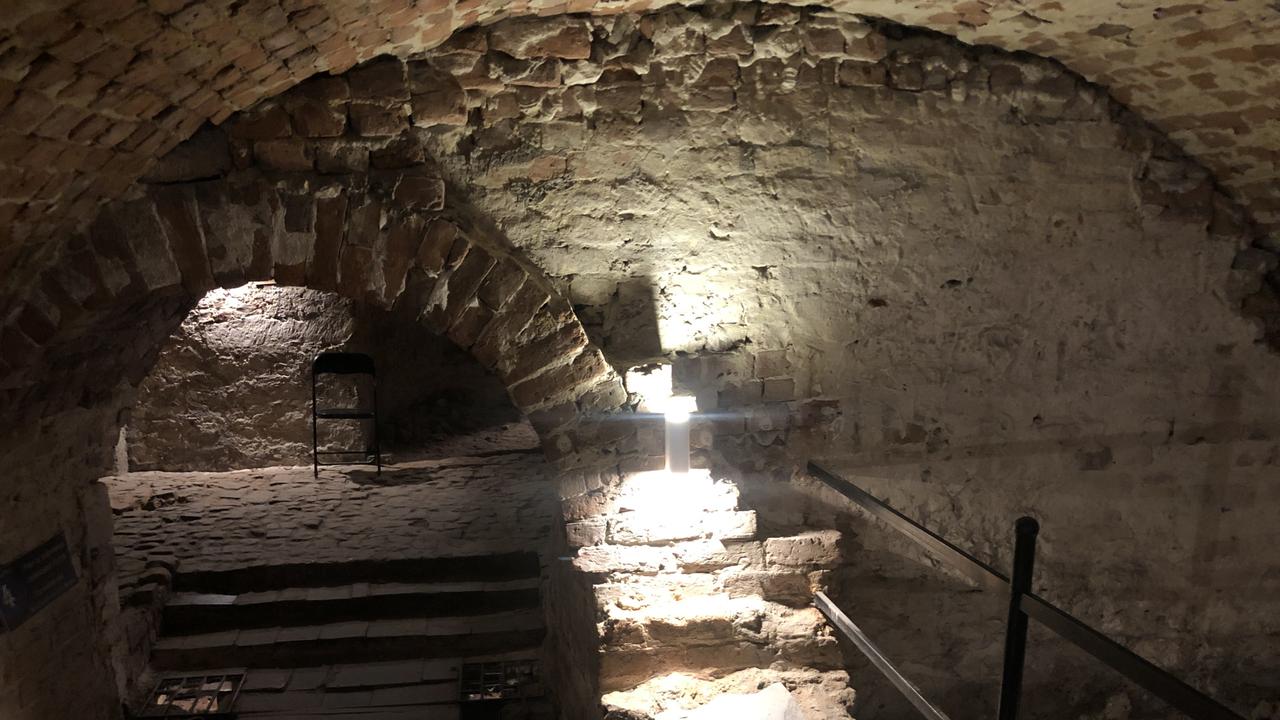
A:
[{"xmin": 997, "ymin": 516, "xmax": 1040, "ymax": 720}]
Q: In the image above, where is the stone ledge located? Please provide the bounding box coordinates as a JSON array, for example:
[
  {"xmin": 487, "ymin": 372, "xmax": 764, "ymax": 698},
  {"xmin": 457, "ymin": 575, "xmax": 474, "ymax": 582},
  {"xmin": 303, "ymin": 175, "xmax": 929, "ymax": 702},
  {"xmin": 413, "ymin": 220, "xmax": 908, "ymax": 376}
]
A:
[{"xmin": 607, "ymin": 510, "xmax": 757, "ymax": 546}]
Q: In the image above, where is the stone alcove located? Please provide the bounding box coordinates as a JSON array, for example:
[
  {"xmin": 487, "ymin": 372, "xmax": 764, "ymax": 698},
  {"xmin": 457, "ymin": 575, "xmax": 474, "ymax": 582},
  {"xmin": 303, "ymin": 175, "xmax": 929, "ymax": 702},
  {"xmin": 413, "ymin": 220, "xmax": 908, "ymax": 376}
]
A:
[{"xmin": 123, "ymin": 282, "xmax": 530, "ymax": 472}]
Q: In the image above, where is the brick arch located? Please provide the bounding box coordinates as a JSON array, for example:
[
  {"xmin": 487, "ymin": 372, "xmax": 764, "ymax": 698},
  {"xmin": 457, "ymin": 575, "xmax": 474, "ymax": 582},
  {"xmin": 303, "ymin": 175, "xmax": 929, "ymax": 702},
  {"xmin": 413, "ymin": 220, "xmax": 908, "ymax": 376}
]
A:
[
  {"xmin": 0, "ymin": 0, "xmax": 1279, "ymax": 306},
  {"xmin": 0, "ymin": 157, "xmax": 651, "ymax": 720},
  {"xmin": 3, "ymin": 2, "xmax": 1280, "ymax": 356},
  {"xmin": 1, "ymin": 167, "xmax": 631, "ymax": 472},
  {"xmin": 0, "ymin": 141, "xmax": 653, "ymax": 718}
]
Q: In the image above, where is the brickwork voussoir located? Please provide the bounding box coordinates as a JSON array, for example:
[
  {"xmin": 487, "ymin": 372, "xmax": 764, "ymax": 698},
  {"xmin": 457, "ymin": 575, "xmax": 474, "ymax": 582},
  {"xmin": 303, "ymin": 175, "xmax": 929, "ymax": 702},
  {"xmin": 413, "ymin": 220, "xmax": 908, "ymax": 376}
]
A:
[
  {"xmin": 470, "ymin": 280, "xmax": 549, "ymax": 370},
  {"xmin": 510, "ymin": 346, "xmax": 610, "ymax": 412},
  {"xmin": 149, "ymin": 185, "xmax": 216, "ymax": 296}
]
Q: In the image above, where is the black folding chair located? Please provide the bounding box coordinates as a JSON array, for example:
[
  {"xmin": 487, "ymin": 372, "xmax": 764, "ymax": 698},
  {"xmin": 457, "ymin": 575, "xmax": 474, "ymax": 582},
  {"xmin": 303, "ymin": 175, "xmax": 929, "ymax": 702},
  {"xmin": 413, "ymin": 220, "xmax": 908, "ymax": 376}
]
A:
[{"xmin": 311, "ymin": 352, "xmax": 381, "ymax": 477}]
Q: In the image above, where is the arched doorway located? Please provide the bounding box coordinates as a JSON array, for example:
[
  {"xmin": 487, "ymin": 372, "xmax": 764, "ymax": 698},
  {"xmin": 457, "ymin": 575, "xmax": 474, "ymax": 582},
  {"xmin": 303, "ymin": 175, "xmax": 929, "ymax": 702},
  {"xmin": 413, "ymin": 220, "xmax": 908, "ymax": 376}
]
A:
[
  {"xmin": 106, "ymin": 281, "xmax": 560, "ymax": 717},
  {"xmin": 0, "ymin": 162, "xmax": 633, "ymax": 719}
]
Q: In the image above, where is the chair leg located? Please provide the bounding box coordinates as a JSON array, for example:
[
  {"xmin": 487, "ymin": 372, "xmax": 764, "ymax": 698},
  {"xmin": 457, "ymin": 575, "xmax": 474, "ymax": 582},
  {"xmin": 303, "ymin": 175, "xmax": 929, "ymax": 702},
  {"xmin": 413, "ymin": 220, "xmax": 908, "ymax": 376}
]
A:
[
  {"xmin": 372, "ymin": 382, "xmax": 381, "ymax": 476},
  {"xmin": 312, "ymin": 373, "xmax": 319, "ymax": 479}
]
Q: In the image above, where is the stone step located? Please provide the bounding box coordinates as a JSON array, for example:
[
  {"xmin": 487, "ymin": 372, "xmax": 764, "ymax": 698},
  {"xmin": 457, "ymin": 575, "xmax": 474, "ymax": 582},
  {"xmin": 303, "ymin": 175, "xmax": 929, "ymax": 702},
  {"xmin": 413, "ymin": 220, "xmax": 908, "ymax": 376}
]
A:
[
  {"xmin": 233, "ymin": 702, "xmax": 554, "ymax": 720},
  {"xmin": 604, "ymin": 510, "xmax": 758, "ymax": 546},
  {"xmin": 224, "ymin": 653, "xmax": 551, "ymax": 719},
  {"xmin": 602, "ymin": 667, "xmax": 856, "ymax": 720},
  {"xmin": 164, "ymin": 578, "xmax": 542, "ymax": 635},
  {"xmin": 150, "ymin": 610, "xmax": 546, "ymax": 671},
  {"xmin": 174, "ymin": 553, "xmax": 542, "ymax": 595},
  {"xmin": 232, "ymin": 703, "xmax": 554, "ymax": 720},
  {"xmin": 572, "ymin": 531, "xmax": 842, "ymax": 574},
  {"xmin": 591, "ymin": 565, "xmax": 824, "ymax": 609},
  {"xmin": 236, "ymin": 676, "xmax": 550, "ymax": 716},
  {"xmin": 597, "ymin": 594, "xmax": 843, "ymax": 692},
  {"xmin": 236, "ymin": 683, "xmax": 459, "ymax": 715}
]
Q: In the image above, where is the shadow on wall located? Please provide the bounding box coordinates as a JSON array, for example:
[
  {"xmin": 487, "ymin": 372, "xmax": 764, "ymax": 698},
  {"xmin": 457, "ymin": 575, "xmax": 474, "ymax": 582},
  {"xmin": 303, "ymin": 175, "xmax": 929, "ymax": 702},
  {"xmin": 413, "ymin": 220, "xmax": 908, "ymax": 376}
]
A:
[
  {"xmin": 346, "ymin": 289, "xmax": 523, "ymax": 450},
  {"xmin": 576, "ymin": 273, "xmax": 752, "ymax": 368},
  {"xmin": 578, "ymin": 276, "xmax": 663, "ymax": 367},
  {"xmin": 124, "ymin": 283, "xmax": 525, "ymax": 472}
]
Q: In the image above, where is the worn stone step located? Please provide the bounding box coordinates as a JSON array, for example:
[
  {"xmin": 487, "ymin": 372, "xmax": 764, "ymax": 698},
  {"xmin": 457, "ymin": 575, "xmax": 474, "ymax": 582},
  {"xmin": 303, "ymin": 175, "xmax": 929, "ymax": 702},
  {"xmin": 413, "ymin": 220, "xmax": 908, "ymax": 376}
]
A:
[
  {"xmin": 233, "ymin": 701, "xmax": 553, "ymax": 720},
  {"xmin": 597, "ymin": 595, "xmax": 842, "ymax": 692},
  {"xmin": 572, "ymin": 531, "xmax": 842, "ymax": 574},
  {"xmin": 218, "ymin": 654, "xmax": 551, "ymax": 718},
  {"xmin": 602, "ymin": 666, "xmax": 855, "ymax": 720},
  {"xmin": 164, "ymin": 578, "xmax": 542, "ymax": 635},
  {"xmin": 235, "ymin": 683, "xmax": 459, "ymax": 714},
  {"xmin": 240, "ymin": 658, "xmax": 460, "ymax": 692},
  {"xmin": 605, "ymin": 510, "xmax": 758, "ymax": 546},
  {"xmin": 239, "ymin": 710, "xmax": 458, "ymax": 720},
  {"xmin": 591, "ymin": 565, "xmax": 825, "ymax": 609},
  {"xmin": 150, "ymin": 610, "xmax": 546, "ymax": 670},
  {"xmin": 173, "ymin": 552, "xmax": 542, "ymax": 594},
  {"xmin": 234, "ymin": 650, "xmax": 542, "ymax": 692}
]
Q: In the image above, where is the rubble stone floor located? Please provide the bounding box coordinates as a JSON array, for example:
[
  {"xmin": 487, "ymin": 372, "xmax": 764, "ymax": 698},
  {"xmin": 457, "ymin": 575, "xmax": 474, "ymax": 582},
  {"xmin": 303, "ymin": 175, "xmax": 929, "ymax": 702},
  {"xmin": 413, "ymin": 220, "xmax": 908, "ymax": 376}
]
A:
[{"xmin": 104, "ymin": 424, "xmax": 555, "ymax": 591}]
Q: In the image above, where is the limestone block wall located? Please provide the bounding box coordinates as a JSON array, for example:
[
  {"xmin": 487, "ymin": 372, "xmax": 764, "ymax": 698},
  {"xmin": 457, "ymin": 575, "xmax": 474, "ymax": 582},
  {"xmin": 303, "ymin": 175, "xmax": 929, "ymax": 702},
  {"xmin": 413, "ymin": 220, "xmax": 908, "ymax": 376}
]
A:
[{"xmin": 125, "ymin": 283, "xmax": 521, "ymax": 472}]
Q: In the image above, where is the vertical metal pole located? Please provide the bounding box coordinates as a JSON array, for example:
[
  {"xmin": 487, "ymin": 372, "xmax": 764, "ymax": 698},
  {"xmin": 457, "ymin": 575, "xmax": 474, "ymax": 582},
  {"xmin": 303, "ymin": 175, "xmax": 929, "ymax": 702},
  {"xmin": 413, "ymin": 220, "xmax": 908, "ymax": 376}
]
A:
[
  {"xmin": 997, "ymin": 516, "xmax": 1039, "ymax": 720},
  {"xmin": 312, "ymin": 365, "xmax": 319, "ymax": 479},
  {"xmin": 372, "ymin": 371, "xmax": 380, "ymax": 476}
]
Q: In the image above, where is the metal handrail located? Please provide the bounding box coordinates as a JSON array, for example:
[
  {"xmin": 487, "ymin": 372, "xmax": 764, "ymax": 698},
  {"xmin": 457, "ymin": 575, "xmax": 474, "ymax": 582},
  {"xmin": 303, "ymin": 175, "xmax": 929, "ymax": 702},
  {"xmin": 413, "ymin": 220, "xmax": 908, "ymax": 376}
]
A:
[
  {"xmin": 807, "ymin": 462, "xmax": 1008, "ymax": 592},
  {"xmin": 807, "ymin": 461, "xmax": 1245, "ymax": 720},
  {"xmin": 815, "ymin": 592, "xmax": 952, "ymax": 720}
]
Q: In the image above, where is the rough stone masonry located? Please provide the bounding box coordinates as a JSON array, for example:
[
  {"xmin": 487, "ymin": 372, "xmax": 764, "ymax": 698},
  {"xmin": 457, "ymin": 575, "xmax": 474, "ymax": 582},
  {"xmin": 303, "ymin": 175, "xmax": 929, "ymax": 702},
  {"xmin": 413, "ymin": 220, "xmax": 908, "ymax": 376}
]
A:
[
  {"xmin": 126, "ymin": 283, "xmax": 524, "ymax": 471},
  {"xmin": 1, "ymin": 3, "xmax": 1280, "ymax": 720},
  {"xmin": 0, "ymin": 0, "xmax": 1277, "ymax": 307}
]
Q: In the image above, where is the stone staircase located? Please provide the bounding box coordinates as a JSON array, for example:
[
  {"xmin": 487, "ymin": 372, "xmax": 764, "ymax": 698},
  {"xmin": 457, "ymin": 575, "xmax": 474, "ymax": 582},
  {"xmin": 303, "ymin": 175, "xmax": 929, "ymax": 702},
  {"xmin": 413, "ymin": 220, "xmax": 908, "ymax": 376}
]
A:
[
  {"xmin": 144, "ymin": 552, "xmax": 553, "ymax": 719},
  {"xmin": 565, "ymin": 470, "xmax": 857, "ymax": 719}
]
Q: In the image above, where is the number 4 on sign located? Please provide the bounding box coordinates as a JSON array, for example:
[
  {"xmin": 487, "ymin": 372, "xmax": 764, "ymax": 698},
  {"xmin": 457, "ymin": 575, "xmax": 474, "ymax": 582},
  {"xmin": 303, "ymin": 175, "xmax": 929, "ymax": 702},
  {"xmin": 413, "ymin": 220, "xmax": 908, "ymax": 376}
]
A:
[{"xmin": 1, "ymin": 585, "xmax": 15, "ymax": 608}]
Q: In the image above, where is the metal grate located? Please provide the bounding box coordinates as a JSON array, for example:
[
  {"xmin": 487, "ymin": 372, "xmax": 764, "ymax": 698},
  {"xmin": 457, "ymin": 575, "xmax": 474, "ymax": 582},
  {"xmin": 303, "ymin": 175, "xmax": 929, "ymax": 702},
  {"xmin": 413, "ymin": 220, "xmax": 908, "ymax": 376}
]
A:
[
  {"xmin": 139, "ymin": 671, "xmax": 244, "ymax": 717},
  {"xmin": 459, "ymin": 659, "xmax": 539, "ymax": 702}
]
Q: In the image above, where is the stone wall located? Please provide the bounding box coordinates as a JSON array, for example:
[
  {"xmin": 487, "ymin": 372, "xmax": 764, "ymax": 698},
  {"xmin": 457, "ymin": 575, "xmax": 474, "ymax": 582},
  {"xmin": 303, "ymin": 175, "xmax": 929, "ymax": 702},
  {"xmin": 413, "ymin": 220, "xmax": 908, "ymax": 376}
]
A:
[
  {"xmin": 348, "ymin": 291, "xmax": 522, "ymax": 451},
  {"xmin": 0, "ymin": 405, "xmax": 125, "ymax": 720},
  {"xmin": 0, "ymin": 287, "xmax": 189, "ymax": 720},
  {"xmin": 3, "ymin": 4, "xmax": 1280, "ymax": 719},
  {"xmin": 127, "ymin": 284, "xmax": 351, "ymax": 471},
  {"xmin": 126, "ymin": 283, "xmax": 520, "ymax": 471},
  {"xmin": 171, "ymin": 4, "xmax": 1276, "ymax": 714},
  {"xmin": 1, "ymin": 0, "xmax": 1279, "ymax": 326},
  {"xmin": 0, "ymin": 106, "xmax": 630, "ymax": 719}
]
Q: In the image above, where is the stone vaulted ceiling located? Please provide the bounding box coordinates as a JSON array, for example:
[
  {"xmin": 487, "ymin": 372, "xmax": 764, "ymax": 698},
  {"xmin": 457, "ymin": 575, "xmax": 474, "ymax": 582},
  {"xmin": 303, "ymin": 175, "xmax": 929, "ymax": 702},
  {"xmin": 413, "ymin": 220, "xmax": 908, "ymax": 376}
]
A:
[{"xmin": 1, "ymin": 0, "xmax": 1278, "ymax": 313}]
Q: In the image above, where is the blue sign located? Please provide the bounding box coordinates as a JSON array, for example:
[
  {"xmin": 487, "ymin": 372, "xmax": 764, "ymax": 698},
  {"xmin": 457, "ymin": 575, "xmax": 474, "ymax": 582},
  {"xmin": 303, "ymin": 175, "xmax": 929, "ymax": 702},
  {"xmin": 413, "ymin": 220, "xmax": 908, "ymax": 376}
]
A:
[{"xmin": 0, "ymin": 533, "xmax": 79, "ymax": 632}]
